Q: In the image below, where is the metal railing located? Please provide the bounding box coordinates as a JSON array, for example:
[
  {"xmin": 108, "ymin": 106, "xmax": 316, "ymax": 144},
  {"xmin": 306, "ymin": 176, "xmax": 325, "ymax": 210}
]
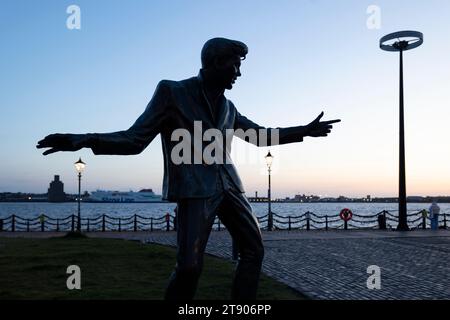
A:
[
  {"xmin": 0, "ymin": 210, "xmax": 447, "ymax": 232},
  {"xmin": 267, "ymin": 210, "xmax": 448, "ymax": 231}
]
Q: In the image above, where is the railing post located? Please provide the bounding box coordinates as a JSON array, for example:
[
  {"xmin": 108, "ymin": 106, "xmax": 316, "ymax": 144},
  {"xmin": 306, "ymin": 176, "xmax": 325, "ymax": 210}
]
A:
[
  {"xmin": 150, "ymin": 217, "xmax": 153, "ymax": 232},
  {"xmin": 134, "ymin": 214, "xmax": 137, "ymax": 232},
  {"xmin": 444, "ymin": 213, "xmax": 447, "ymax": 229},
  {"xmin": 118, "ymin": 218, "xmax": 121, "ymax": 232},
  {"xmin": 422, "ymin": 211, "xmax": 427, "ymax": 230},
  {"xmin": 86, "ymin": 219, "xmax": 90, "ymax": 232},
  {"xmin": 288, "ymin": 216, "xmax": 291, "ymax": 231},
  {"xmin": 27, "ymin": 219, "xmax": 30, "ymax": 232},
  {"xmin": 344, "ymin": 219, "xmax": 348, "ymax": 230},
  {"xmin": 325, "ymin": 215, "xmax": 329, "ymax": 231},
  {"xmin": 12, "ymin": 215, "xmax": 15, "ymax": 232},
  {"xmin": 71, "ymin": 215, "xmax": 75, "ymax": 232},
  {"xmin": 41, "ymin": 216, "xmax": 45, "ymax": 232},
  {"xmin": 102, "ymin": 215, "xmax": 106, "ymax": 232},
  {"xmin": 377, "ymin": 211, "xmax": 386, "ymax": 230},
  {"xmin": 267, "ymin": 212, "xmax": 273, "ymax": 231},
  {"xmin": 166, "ymin": 213, "xmax": 170, "ymax": 232},
  {"xmin": 56, "ymin": 219, "xmax": 60, "ymax": 232},
  {"xmin": 0, "ymin": 219, "xmax": 3, "ymax": 232},
  {"xmin": 306, "ymin": 212, "xmax": 310, "ymax": 231},
  {"xmin": 217, "ymin": 219, "xmax": 221, "ymax": 231}
]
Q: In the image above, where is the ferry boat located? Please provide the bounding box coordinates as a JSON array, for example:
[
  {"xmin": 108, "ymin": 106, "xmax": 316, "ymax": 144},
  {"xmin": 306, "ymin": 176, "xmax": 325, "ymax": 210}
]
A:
[{"xmin": 88, "ymin": 189, "xmax": 163, "ymax": 203}]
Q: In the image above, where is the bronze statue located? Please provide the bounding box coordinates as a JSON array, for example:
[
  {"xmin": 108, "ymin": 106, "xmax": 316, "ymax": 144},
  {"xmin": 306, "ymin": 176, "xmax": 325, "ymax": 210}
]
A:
[{"xmin": 37, "ymin": 38, "xmax": 340, "ymax": 300}]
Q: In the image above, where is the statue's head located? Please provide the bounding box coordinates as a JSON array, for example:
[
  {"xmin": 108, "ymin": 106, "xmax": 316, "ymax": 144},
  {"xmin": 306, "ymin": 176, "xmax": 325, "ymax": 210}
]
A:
[{"xmin": 201, "ymin": 38, "xmax": 248, "ymax": 90}]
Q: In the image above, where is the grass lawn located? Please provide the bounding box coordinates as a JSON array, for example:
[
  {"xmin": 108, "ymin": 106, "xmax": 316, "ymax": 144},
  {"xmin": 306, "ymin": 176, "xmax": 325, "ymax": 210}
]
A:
[{"xmin": 0, "ymin": 235, "xmax": 305, "ymax": 300}]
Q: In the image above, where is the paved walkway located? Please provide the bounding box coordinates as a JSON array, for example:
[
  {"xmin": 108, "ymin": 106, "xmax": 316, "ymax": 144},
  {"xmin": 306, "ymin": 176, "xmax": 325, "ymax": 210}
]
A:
[{"xmin": 2, "ymin": 230, "xmax": 450, "ymax": 299}]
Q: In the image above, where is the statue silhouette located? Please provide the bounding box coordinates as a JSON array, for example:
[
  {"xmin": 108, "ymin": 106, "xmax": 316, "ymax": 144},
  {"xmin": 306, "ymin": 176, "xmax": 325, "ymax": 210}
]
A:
[{"xmin": 37, "ymin": 38, "xmax": 340, "ymax": 300}]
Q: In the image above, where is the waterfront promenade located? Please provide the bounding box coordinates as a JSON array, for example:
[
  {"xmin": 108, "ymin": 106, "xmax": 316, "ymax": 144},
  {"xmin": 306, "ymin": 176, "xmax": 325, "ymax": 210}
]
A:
[{"xmin": 2, "ymin": 229, "xmax": 450, "ymax": 299}]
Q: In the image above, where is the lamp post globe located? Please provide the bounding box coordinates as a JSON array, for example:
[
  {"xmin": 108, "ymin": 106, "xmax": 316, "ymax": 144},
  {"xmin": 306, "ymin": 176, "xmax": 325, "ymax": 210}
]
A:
[
  {"xmin": 75, "ymin": 158, "xmax": 86, "ymax": 174},
  {"xmin": 265, "ymin": 151, "xmax": 273, "ymax": 169}
]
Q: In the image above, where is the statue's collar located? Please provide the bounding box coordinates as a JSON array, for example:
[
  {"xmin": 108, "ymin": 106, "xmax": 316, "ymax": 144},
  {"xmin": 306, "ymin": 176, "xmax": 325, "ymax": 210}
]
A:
[
  {"xmin": 197, "ymin": 69, "xmax": 206, "ymax": 84},
  {"xmin": 197, "ymin": 69, "xmax": 225, "ymax": 96}
]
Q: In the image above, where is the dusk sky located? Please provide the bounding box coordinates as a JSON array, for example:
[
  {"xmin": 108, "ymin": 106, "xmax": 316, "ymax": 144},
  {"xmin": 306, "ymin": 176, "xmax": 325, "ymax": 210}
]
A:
[{"xmin": 1, "ymin": 0, "xmax": 449, "ymax": 198}]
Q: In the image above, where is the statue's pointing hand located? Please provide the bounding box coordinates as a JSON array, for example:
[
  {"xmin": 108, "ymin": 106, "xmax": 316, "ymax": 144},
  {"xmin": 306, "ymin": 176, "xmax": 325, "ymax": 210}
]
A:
[{"xmin": 305, "ymin": 112, "xmax": 341, "ymax": 138}]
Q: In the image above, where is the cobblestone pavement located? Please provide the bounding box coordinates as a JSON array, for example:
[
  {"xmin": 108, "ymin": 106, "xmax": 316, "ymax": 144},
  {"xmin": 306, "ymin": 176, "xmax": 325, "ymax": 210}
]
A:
[{"xmin": 2, "ymin": 230, "xmax": 450, "ymax": 299}]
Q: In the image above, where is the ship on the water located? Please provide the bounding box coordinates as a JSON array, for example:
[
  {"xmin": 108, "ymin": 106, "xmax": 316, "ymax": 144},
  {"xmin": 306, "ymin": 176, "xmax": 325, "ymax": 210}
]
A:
[{"xmin": 87, "ymin": 189, "xmax": 164, "ymax": 203}]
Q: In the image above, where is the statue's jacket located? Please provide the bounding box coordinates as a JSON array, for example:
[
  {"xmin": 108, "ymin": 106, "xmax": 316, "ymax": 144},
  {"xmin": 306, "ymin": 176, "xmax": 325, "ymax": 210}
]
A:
[{"xmin": 90, "ymin": 72, "xmax": 305, "ymax": 201}]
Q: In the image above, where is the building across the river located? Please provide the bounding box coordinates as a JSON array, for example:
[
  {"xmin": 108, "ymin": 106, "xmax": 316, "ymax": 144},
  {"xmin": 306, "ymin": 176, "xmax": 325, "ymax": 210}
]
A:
[{"xmin": 48, "ymin": 175, "xmax": 66, "ymax": 202}]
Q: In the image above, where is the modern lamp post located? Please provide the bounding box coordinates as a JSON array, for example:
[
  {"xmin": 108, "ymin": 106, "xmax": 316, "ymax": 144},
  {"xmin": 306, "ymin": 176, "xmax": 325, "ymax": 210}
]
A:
[
  {"xmin": 74, "ymin": 158, "xmax": 86, "ymax": 232},
  {"xmin": 380, "ymin": 30, "xmax": 423, "ymax": 231},
  {"xmin": 265, "ymin": 151, "xmax": 273, "ymax": 231}
]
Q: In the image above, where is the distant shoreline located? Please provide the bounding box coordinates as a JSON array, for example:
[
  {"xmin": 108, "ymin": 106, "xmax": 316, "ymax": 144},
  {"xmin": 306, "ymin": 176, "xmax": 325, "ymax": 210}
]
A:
[{"xmin": 1, "ymin": 200, "xmax": 449, "ymax": 204}]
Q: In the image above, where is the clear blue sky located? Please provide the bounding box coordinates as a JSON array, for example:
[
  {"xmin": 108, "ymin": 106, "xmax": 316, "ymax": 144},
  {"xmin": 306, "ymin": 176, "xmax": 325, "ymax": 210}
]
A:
[{"xmin": 1, "ymin": 0, "xmax": 449, "ymax": 198}]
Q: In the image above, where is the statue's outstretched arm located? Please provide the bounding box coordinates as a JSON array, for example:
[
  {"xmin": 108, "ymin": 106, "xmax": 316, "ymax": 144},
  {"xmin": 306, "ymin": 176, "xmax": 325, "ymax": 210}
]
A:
[
  {"xmin": 37, "ymin": 81, "xmax": 170, "ymax": 156},
  {"xmin": 234, "ymin": 109, "xmax": 340, "ymax": 146}
]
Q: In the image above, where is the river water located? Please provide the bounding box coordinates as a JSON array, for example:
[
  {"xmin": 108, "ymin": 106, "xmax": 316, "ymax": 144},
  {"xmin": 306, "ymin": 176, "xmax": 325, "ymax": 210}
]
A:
[{"xmin": 1, "ymin": 202, "xmax": 448, "ymax": 219}]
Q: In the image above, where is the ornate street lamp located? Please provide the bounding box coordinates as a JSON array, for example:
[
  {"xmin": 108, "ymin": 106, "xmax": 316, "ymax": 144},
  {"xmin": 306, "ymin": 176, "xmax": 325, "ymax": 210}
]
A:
[
  {"xmin": 265, "ymin": 151, "xmax": 274, "ymax": 231},
  {"xmin": 380, "ymin": 30, "xmax": 423, "ymax": 231},
  {"xmin": 74, "ymin": 158, "xmax": 86, "ymax": 232}
]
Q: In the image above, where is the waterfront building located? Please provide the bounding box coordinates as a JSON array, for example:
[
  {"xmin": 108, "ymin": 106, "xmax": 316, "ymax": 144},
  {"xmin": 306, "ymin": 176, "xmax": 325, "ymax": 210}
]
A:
[{"xmin": 47, "ymin": 175, "xmax": 66, "ymax": 202}]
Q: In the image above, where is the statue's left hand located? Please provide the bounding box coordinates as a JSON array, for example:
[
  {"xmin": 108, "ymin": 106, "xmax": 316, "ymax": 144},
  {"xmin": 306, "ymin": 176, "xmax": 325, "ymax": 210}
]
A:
[
  {"xmin": 36, "ymin": 133, "xmax": 88, "ymax": 155},
  {"xmin": 304, "ymin": 112, "xmax": 341, "ymax": 137}
]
